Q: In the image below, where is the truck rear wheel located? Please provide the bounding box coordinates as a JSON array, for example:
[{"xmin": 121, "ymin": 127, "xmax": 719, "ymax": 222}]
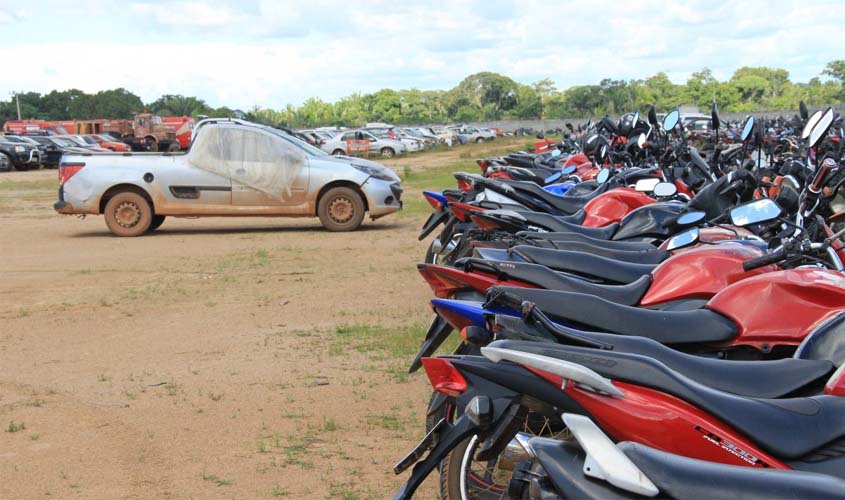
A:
[{"xmin": 104, "ymin": 192, "xmax": 153, "ymax": 237}]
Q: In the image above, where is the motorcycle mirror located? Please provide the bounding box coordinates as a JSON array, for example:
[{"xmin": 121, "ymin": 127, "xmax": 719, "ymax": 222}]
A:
[
  {"xmin": 566, "ymin": 123, "xmax": 574, "ymax": 132},
  {"xmin": 711, "ymin": 103, "xmax": 720, "ymax": 132},
  {"xmin": 653, "ymin": 182, "xmax": 677, "ymax": 197},
  {"xmin": 729, "ymin": 198, "xmax": 782, "ymax": 226},
  {"xmin": 665, "ymin": 227, "xmax": 700, "ymax": 251},
  {"xmin": 662, "ymin": 110, "xmax": 680, "ymax": 132},
  {"xmin": 802, "ymin": 110, "xmax": 823, "ymax": 140},
  {"xmin": 799, "ymin": 101, "xmax": 809, "ymax": 121},
  {"xmin": 740, "ymin": 116, "xmax": 755, "ymax": 142},
  {"xmin": 634, "ymin": 178, "xmax": 660, "ymax": 192},
  {"xmin": 544, "ymin": 171, "xmax": 563, "ymax": 184},
  {"xmin": 648, "ymin": 105, "xmax": 658, "ymax": 126},
  {"xmin": 596, "ymin": 168, "xmax": 611, "ymax": 184},
  {"xmin": 550, "ymin": 149, "xmax": 561, "ymax": 157},
  {"xmin": 676, "ymin": 211, "xmax": 706, "ymax": 226},
  {"xmin": 809, "ymin": 107, "xmax": 835, "ymax": 149},
  {"xmin": 637, "ymin": 133, "xmax": 647, "ymax": 148},
  {"xmin": 561, "ymin": 165, "xmax": 577, "ymax": 175}
]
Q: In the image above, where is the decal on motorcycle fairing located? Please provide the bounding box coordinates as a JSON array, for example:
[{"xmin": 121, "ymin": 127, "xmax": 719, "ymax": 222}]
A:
[{"xmin": 695, "ymin": 426, "xmax": 769, "ymax": 467}]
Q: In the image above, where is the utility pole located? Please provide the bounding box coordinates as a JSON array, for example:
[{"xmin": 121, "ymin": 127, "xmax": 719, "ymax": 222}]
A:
[{"xmin": 10, "ymin": 91, "xmax": 21, "ymax": 120}]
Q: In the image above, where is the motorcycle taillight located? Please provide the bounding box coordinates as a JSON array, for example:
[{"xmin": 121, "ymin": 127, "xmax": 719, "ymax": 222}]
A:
[{"xmin": 421, "ymin": 358, "xmax": 467, "ymax": 397}]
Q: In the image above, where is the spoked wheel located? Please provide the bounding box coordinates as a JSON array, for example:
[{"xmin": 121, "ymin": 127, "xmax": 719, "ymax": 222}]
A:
[
  {"xmin": 442, "ymin": 411, "xmax": 568, "ymax": 500},
  {"xmin": 425, "ymin": 232, "xmax": 464, "ymax": 265}
]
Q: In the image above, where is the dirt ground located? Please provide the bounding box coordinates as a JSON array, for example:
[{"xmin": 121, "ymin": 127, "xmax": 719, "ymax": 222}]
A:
[{"xmin": 0, "ymin": 137, "xmax": 531, "ymax": 499}]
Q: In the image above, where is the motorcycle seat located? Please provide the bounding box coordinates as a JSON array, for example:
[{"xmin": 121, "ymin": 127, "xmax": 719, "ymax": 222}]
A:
[
  {"xmin": 508, "ymin": 180, "xmax": 608, "ymax": 215},
  {"xmin": 619, "ymin": 441, "xmax": 845, "ymax": 499},
  {"xmin": 508, "ymin": 339, "xmax": 845, "ymax": 459},
  {"xmin": 511, "ymin": 246, "xmax": 656, "ymax": 284},
  {"xmin": 492, "ymin": 339, "xmax": 833, "ymax": 399},
  {"xmin": 520, "ymin": 241, "xmax": 667, "ymax": 266},
  {"xmin": 488, "ymin": 286, "xmax": 737, "ymax": 344},
  {"xmin": 517, "ymin": 230, "xmax": 657, "ymax": 251},
  {"xmin": 460, "ymin": 259, "xmax": 652, "ymax": 306},
  {"xmin": 515, "ymin": 211, "xmax": 619, "ymax": 239}
]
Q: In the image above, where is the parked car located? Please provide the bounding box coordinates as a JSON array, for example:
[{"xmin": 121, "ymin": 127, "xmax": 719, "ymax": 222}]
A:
[
  {"xmin": 5, "ymin": 135, "xmax": 47, "ymax": 167},
  {"xmin": 57, "ymin": 135, "xmax": 112, "ymax": 152},
  {"xmin": 408, "ymin": 127, "xmax": 441, "ymax": 145},
  {"xmin": 373, "ymin": 128, "xmax": 423, "ymax": 152},
  {"xmin": 448, "ymin": 125, "xmax": 495, "ymax": 142},
  {"xmin": 30, "ymin": 136, "xmax": 92, "ymax": 160},
  {"xmin": 400, "ymin": 128, "xmax": 436, "ymax": 148},
  {"xmin": 84, "ymin": 134, "xmax": 131, "ymax": 152},
  {"xmin": 54, "ymin": 119, "xmax": 403, "ymax": 235},
  {"xmin": 431, "ymin": 127, "xmax": 459, "ymax": 146},
  {"xmin": 0, "ymin": 149, "xmax": 10, "ymax": 171},
  {"xmin": 321, "ymin": 129, "xmax": 407, "ymax": 158},
  {"xmin": 0, "ymin": 135, "xmax": 41, "ymax": 170}
]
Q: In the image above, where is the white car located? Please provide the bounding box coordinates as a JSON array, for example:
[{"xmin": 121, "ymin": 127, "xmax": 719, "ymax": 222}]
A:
[
  {"xmin": 54, "ymin": 119, "xmax": 403, "ymax": 235},
  {"xmin": 320, "ymin": 129, "xmax": 407, "ymax": 158}
]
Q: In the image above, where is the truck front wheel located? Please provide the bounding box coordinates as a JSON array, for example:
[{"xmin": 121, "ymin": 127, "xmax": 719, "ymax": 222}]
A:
[
  {"xmin": 104, "ymin": 192, "xmax": 153, "ymax": 237},
  {"xmin": 147, "ymin": 138, "xmax": 158, "ymax": 152}
]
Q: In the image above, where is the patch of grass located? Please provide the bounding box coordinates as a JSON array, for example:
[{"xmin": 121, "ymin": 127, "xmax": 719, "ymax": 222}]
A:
[
  {"xmin": 283, "ymin": 436, "xmax": 316, "ymax": 468},
  {"xmin": 331, "ymin": 324, "xmax": 424, "ymax": 360},
  {"xmin": 0, "ymin": 179, "xmax": 57, "ymax": 191},
  {"xmin": 6, "ymin": 420, "xmax": 26, "ymax": 433},
  {"xmin": 201, "ymin": 469, "xmax": 232, "ymax": 487},
  {"xmin": 271, "ymin": 485, "xmax": 289, "ymax": 497},
  {"xmin": 209, "ymin": 392, "xmax": 224, "ymax": 402},
  {"xmin": 322, "ymin": 418, "xmax": 339, "ymax": 432},
  {"xmin": 402, "ymin": 161, "xmax": 478, "ymax": 191}
]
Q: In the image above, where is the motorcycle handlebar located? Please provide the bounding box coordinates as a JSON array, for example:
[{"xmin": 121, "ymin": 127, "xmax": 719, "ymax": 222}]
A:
[{"xmin": 742, "ymin": 247, "xmax": 788, "ymax": 272}]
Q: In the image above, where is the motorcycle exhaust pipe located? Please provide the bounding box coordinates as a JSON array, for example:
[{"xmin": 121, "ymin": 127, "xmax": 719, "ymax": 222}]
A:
[{"xmin": 497, "ymin": 432, "xmax": 536, "ymax": 472}]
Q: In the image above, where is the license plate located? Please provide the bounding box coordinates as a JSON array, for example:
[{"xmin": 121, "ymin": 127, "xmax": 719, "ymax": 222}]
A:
[{"xmin": 393, "ymin": 418, "xmax": 447, "ymax": 474}]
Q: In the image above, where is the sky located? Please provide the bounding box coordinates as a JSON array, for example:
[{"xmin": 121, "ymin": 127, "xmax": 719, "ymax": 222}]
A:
[{"xmin": 1, "ymin": 0, "xmax": 843, "ymax": 110}]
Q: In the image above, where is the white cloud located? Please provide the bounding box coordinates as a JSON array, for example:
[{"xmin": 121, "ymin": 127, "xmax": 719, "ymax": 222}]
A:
[
  {"xmin": 0, "ymin": 0, "xmax": 843, "ymax": 109},
  {"xmin": 129, "ymin": 1, "xmax": 237, "ymax": 26}
]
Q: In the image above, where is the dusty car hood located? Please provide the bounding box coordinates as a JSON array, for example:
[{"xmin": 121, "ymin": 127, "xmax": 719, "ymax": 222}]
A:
[{"xmin": 325, "ymin": 155, "xmax": 401, "ymax": 183}]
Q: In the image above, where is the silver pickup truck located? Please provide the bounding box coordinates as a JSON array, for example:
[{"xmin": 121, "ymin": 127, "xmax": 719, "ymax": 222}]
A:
[{"xmin": 54, "ymin": 118, "xmax": 403, "ymax": 236}]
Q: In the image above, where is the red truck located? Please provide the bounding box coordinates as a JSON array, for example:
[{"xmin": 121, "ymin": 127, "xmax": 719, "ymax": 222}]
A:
[
  {"xmin": 160, "ymin": 116, "xmax": 194, "ymax": 149},
  {"xmin": 4, "ymin": 114, "xmax": 183, "ymax": 152}
]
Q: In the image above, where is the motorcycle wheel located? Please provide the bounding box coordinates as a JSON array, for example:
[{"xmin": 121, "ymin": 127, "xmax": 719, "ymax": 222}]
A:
[{"xmin": 428, "ymin": 395, "xmax": 568, "ymax": 500}]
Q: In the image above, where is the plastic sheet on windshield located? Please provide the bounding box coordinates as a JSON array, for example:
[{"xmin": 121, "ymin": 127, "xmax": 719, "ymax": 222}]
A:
[{"xmin": 187, "ymin": 125, "xmax": 306, "ymax": 200}]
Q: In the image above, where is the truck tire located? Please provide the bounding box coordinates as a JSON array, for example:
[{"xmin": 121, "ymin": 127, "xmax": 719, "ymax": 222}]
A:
[
  {"xmin": 318, "ymin": 187, "xmax": 365, "ymax": 232},
  {"xmin": 104, "ymin": 191, "xmax": 153, "ymax": 237},
  {"xmin": 380, "ymin": 147, "xmax": 395, "ymax": 158},
  {"xmin": 475, "ymin": 137, "xmax": 484, "ymax": 143},
  {"xmin": 147, "ymin": 138, "xmax": 158, "ymax": 152}
]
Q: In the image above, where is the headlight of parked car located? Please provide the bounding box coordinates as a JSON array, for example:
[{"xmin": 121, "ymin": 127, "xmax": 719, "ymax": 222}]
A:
[
  {"xmin": 14, "ymin": 146, "xmax": 25, "ymax": 153},
  {"xmin": 352, "ymin": 164, "xmax": 397, "ymax": 182}
]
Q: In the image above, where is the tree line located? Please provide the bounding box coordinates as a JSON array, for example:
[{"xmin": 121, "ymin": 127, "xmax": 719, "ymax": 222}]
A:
[{"xmin": 2, "ymin": 61, "xmax": 843, "ymax": 128}]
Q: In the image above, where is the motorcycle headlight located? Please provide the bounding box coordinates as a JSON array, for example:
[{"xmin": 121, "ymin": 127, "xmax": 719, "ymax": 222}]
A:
[{"xmin": 352, "ymin": 164, "xmax": 397, "ymax": 182}]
